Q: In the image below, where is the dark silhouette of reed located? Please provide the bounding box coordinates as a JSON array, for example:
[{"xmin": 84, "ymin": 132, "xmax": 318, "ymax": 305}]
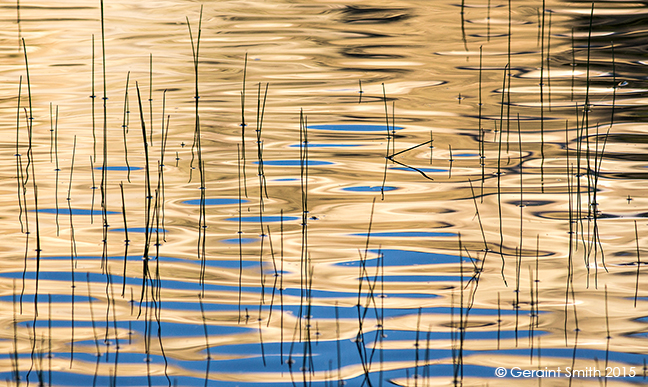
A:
[
  {"xmin": 604, "ymin": 284, "xmax": 610, "ymax": 387},
  {"xmin": 486, "ymin": 0, "xmax": 491, "ymax": 42},
  {"xmin": 266, "ymin": 224, "xmax": 279, "ymax": 329},
  {"xmin": 90, "ymin": 156, "xmax": 97, "ymax": 224},
  {"xmin": 505, "ymin": 0, "xmax": 511, "ymax": 154},
  {"xmin": 16, "ymin": 0, "xmax": 21, "ymax": 49},
  {"xmin": 454, "ymin": 234, "xmax": 465, "ymax": 385},
  {"xmin": 49, "ymin": 105, "xmax": 54, "ymax": 161},
  {"xmin": 53, "ymin": 104, "xmax": 60, "ymax": 237},
  {"xmin": 47, "ymin": 294, "xmax": 52, "ymax": 386},
  {"xmin": 119, "ymin": 181, "xmax": 129, "ymax": 296},
  {"xmin": 122, "ymin": 72, "xmax": 132, "ymax": 183},
  {"xmin": 91, "ymin": 34, "xmax": 97, "ymax": 163},
  {"xmin": 494, "ymin": 292, "xmax": 501, "ymax": 351},
  {"xmin": 387, "ymin": 140, "xmax": 435, "ymax": 183},
  {"xmin": 460, "ymin": 0, "xmax": 467, "ymax": 51},
  {"xmin": 100, "ymin": 0, "xmax": 110, "ymax": 274},
  {"xmin": 12, "ymin": 280, "xmax": 20, "ymax": 385},
  {"xmin": 447, "ymin": 144, "xmax": 453, "ymax": 179},
  {"xmin": 185, "ymin": 8, "xmax": 208, "ymax": 297},
  {"xmin": 136, "ymin": 83, "xmax": 154, "ymax": 317},
  {"xmin": 237, "ymin": 144, "xmax": 243, "ymax": 323},
  {"xmin": 478, "ymin": 46, "xmax": 485, "ymax": 199},
  {"xmin": 15, "ymin": 76, "xmax": 25, "ymax": 235},
  {"xmin": 514, "ymin": 246, "xmax": 521, "ymax": 347},
  {"xmin": 68, "ymin": 135, "xmax": 78, "ymax": 266},
  {"xmin": 517, "ymin": 114, "xmax": 524, "ymax": 260},
  {"xmin": 280, "ymin": 210, "xmax": 285, "ymax": 365},
  {"xmin": 380, "ymin": 84, "xmax": 391, "ymax": 200},
  {"xmin": 539, "ymin": 0, "xmax": 546, "ymax": 192},
  {"xmin": 160, "ymin": 90, "xmax": 169, "ymax": 242},
  {"xmin": 149, "ymin": 54, "xmax": 154, "ymax": 145},
  {"xmin": 255, "ymin": 82, "xmax": 270, "ymax": 307},
  {"xmin": 186, "ymin": 7, "xmax": 203, "ymax": 185},
  {"xmin": 240, "ymin": 53, "xmax": 249, "ymax": 198},
  {"xmin": 429, "ymin": 130, "xmax": 434, "ymax": 166},
  {"xmin": 68, "ymin": 136, "xmax": 78, "ymax": 367},
  {"xmin": 198, "ymin": 293, "xmax": 212, "ymax": 387},
  {"xmin": 635, "ymin": 221, "xmax": 641, "ymax": 307},
  {"xmin": 107, "ymin": 267, "xmax": 120, "ymax": 385},
  {"xmin": 546, "ymin": 12, "xmax": 552, "ymax": 111},
  {"xmin": 528, "ymin": 263, "xmax": 535, "ymax": 358},
  {"xmin": 299, "ymin": 109, "xmax": 309, "ymax": 340},
  {"xmin": 535, "ymin": 250, "xmax": 540, "ymax": 331},
  {"xmin": 571, "ymin": 28, "xmax": 575, "ymax": 102},
  {"xmin": 497, "ymin": 64, "xmax": 509, "ymax": 286},
  {"xmin": 414, "ymin": 307, "xmax": 421, "ymax": 387},
  {"xmin": 22, "ymin": 37, "xmax": 42, "ymax": 318}
]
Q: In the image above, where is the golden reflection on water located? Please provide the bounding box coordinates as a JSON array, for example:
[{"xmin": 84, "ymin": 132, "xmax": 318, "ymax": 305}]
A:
[{"xmin": 1, "ymin": 0, "xmax": 648, "ymax": 386}]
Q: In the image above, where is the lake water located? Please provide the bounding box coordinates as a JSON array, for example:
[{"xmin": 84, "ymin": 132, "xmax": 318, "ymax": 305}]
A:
[{"xmin": 1, "ymin": 0, "xmax": 648, "ymax": 386}]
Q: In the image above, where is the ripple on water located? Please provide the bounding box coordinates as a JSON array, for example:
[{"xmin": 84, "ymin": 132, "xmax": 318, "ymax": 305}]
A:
[
  {"xmin": 182, "ymin": 198, "xmax": 247, "ymax": 205},
  {"xmin": 390, "ymin": 166, "xmax": 447, "ymax": 173},
  {"xmin": 288, "ymin": 143, "xmax": 362, "ymax": 148},
  {"xmin": 109, "ymin": 227, "xmax": 167, "ymax": 233},
  {"xmin": 224, "ymin": 216, "xmax": 300, "ymax": 222},
  {"xmin": 381, "ymin": 274, "xmax": 472, "ymax": 282},
  {"xmin": 308, "ymin": 124, "xmax": 404, "ymax": 132},
  {"xmin": 94, "ymin": 166, "xmax": 142, "ymax": 171},
  {"xmin": 35, "ymin": 208, "xmax": 120, "ymax": 215},
  {"xmin": 342, "ymin": 185, "xmax": 398, "ymax": 192},
  {"xmin": 352, "ymin": 231, "xmax": 457, "ymax": 238},
  {"xmin": 255, "ymin": 160, "xmax": 333, "ymax": 166},
  {"xmin": 1, "ymin": 294, "xmax": 94, "ymax": 303}
]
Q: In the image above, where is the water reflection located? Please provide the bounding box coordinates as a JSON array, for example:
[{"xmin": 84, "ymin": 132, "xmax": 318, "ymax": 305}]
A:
[{"xmin": 2, "ymin": 0, "xmax": 648, "ymax": 386}]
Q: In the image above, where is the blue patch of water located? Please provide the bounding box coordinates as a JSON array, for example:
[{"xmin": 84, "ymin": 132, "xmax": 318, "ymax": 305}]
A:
[
  {"xmin": 309, "ymin": 124, "xmax": 404, "ymax": 132},
  {"xmin": 336, "ymin": 249, "xmax": 473, "ymax": 267},
  {"xmin": 35, "ymin": 208, "xmax": 120, "ymax": 215},
  {"xmin": 454, "ymin": 153, "xmax": 478, "ymax": 157},
  {"xmin": 109, "ymin": 227, "xmax": 167, "ymax": 233},
  {"xmin": 388, "ymin": 249, "xmax": 471, "ymax": 265},
  {"xmin": 94, "ymin": 166, "xmax": 142, "ymax": 171},
  {"xmin": 1, "ymin": 270, "xmax": 82, "ymax": 284},
  {"xmin": 224, "ymin": 216, "xmax": 300, "ymax": 223},
  {"xmin": 342, "ymin": 186, "xmax": 398, "ymax": 192},
  {"xmin": 183, "ymin": 198, "xmax": 247, "ymax": 205},
  {"xmin": 352, "ymin": 231, "xmax": 457, "ymax": 238},
  {"xmin": 220, "ymin": 237, "xmax": 259, "ymax": 244},
  {"xmin": 254, "ymin": 160, "xmax": 334, "ymax": 166},
  {"xmin": 273, "ymin": 178, "xmax": 299, "ymax": 181}
]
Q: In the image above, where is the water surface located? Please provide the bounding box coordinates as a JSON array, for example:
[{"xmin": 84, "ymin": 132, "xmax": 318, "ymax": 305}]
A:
[{"xmin": 1, "ymin": 0, "xmax": 647, "ymax": 386}]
